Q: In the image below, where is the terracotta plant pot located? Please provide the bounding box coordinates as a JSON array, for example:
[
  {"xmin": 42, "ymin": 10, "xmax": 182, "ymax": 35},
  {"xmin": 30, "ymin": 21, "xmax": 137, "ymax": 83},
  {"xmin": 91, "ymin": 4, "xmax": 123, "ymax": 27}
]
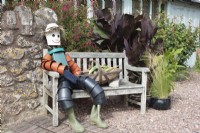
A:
[{"xmin": 149, "ymin": 97, "xmax": 171, "ymax": 110}]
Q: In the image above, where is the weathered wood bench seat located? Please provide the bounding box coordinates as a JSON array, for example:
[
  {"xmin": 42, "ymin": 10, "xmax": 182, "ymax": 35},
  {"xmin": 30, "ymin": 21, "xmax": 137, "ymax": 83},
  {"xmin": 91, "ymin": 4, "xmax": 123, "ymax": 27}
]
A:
[{"xmin": 43, "ymin": 49, "xmax": 149, "ymax": 126}]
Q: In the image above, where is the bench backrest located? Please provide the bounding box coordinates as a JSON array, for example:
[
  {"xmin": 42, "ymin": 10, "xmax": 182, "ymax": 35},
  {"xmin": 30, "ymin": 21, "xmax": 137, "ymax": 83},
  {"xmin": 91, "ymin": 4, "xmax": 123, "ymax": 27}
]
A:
[
  {"xmin": 43, "ymin": 49, "xmax": 128, "ymax": 79},
  {"xmin": 67, "ymin": 52, "xmax": 128, "ymax": 79}
]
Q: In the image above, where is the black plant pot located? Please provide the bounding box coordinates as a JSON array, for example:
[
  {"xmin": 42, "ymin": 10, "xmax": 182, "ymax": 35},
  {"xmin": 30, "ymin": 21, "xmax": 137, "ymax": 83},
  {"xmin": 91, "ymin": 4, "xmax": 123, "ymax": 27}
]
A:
[{"xmin": 149, "ymin": 97, "xmax": 171, "ymax": 110}]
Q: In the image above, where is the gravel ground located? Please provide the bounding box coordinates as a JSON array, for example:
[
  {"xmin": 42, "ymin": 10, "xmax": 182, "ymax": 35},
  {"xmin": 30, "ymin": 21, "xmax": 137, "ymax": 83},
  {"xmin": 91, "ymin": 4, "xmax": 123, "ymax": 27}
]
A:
[
  {"xmin": 1, "ymin": 71, "xmax": 199, "ymax": 133},
  {"xmin": 74, "ymin": 71, "xmax": 200, "ymax": 133}
]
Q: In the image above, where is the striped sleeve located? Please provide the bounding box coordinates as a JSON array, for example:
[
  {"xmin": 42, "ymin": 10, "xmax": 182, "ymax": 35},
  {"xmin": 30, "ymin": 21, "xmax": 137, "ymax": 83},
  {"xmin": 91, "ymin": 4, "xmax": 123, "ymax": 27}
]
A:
[{"xmin": 41, "ymin": 54, "xmax": 67, "ymax": 75}]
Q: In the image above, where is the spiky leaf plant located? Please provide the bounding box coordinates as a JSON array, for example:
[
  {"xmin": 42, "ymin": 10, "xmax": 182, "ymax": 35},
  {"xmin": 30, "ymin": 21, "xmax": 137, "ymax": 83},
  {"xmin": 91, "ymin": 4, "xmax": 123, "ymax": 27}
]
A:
[{"xmin": 150, "ymin": 48, "xmax": 184, "ymax": 99}]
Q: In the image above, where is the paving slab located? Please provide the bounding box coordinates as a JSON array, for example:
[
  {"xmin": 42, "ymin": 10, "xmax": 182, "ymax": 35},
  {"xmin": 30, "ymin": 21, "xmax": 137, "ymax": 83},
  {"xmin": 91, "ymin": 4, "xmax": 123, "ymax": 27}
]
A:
[{"xmin": 4, "ymin": 115, "xmax": 124, "ymax": 133}]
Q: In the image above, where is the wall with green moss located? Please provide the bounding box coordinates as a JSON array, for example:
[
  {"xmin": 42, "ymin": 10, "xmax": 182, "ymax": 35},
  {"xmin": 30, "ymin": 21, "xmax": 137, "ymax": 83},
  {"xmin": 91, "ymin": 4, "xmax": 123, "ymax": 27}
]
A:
[{"xmin": 0, "ymin": 5, "xmax": 57, "ymax": 124}]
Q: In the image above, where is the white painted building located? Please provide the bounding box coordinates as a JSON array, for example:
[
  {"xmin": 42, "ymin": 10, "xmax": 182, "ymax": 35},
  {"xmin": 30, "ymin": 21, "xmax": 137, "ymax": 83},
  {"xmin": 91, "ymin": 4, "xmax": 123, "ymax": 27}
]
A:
[
  {"xmin": 0, "ymin": 0, "xmax": 5, "ymax": 5},
  {"xmin": 165, "ymin": 1, "xmax": 200, "ymax": 67}
]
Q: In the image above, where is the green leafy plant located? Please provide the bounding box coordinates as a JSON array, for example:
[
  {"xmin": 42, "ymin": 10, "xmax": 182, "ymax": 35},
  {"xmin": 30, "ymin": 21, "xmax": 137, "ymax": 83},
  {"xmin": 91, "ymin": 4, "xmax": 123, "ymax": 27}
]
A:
[
  {"xmin": 153, "ymin": 13, "xmax": 199, "ymax": 66},
  {"xmin": 149, "ymin": 48, "xmax": 184, "ymax": 99},
  {"xmin": 44, "ymin": 1, "xmax": 97, "ymax": 52},
  {"xmin": 195, "ymin": 51, "xmax": 200, "ymax": 72}
]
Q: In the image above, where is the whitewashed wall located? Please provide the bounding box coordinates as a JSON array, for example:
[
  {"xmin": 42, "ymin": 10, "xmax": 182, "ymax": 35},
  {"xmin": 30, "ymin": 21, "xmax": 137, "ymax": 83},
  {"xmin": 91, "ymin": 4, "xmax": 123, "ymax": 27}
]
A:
[
  {"xmin": 122, "ymin": 0, "xmax": 132, "ymax": 14},
  {"xmin": 1, "ymin": 0, "xmax": 5, "ymax": 5},
  {"xmin": 87, "ymin": 0, "xmax": 93, "ymax": 19}
]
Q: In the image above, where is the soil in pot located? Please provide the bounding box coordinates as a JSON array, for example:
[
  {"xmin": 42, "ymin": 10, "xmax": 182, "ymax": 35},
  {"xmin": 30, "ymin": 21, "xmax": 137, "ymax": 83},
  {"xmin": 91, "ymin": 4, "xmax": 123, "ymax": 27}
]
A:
[{"xmin": 149, "ymin": 97, "xmax": 171, "ymax": 110}]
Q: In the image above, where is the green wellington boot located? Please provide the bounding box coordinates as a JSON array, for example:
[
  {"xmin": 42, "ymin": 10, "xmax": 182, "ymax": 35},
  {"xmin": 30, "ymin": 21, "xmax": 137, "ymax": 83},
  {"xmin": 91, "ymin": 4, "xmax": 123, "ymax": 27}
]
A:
[
  {"xmin": 89, "ymin": 105, "xmax": 108, "ymax": 128},
  {"xmin": 67, "ymin": 108, "xmax": 85, "ymax": 133}
]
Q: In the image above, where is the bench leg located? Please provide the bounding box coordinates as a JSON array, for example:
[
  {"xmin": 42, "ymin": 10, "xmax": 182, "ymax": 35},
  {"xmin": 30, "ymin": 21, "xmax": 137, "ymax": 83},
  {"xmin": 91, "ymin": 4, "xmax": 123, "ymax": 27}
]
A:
[
  {"xmin": 141, "ymin": 72, "xmax": 147, "ymax": 114},
  {"xmin": 52, "ymin": 100, "xmax": 59, "ymax": 126},
  {"xmin": 140, "ymin": 91, "xmax": 146, "ymax": 114},
  {"xmin": 52, "ymin": 78, "xmax": 59, "ymax": 127},
  {"xmin": 43, "ymin": 71, "xmax": 48, "ymax": 115},
  {"xmin": 43, "ymin": 89, "xmax": 48, "ymax": 115},
  {"xmin": 123, "ymin": 95, "xmax": 129, "ymax": 107}
]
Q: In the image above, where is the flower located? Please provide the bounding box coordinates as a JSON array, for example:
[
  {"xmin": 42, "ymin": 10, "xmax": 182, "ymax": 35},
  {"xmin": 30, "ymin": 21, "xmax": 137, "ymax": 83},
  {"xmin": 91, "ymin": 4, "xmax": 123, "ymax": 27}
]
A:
[
  {"xmin": 85, "ymin": 41, "xmax": 92, "ymax": 46},
  {"xmin": 62, "ymin": 4, "xmax": 69, "ymax": 12},
  {"xmin": 52, "ymin": 7, "xmax": 57, "ymax": 11}
]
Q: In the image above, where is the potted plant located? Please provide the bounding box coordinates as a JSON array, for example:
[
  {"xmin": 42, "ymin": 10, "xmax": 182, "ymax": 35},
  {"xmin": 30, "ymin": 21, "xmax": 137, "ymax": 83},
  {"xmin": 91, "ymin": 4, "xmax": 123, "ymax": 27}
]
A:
[{"xmin": 148, "ymin": 48, "xmax": 184, "ymax": 110}]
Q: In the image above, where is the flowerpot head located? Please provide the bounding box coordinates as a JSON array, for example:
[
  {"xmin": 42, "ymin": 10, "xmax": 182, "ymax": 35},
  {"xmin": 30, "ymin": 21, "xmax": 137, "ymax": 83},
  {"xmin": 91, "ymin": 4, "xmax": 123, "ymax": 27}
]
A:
[{"xmin": 45, "ymin": 23, "xmax": 61, "ymax": 46}]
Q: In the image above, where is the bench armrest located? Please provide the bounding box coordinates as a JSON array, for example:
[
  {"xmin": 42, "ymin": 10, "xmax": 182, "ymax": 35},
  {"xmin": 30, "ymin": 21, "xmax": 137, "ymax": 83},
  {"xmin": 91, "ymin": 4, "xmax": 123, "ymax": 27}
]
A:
[
  {"xmin": 125, "ymin": 64, "xmax": 150, "ymax": 73},
  {"xmin": 44, "ymin": 71, "xmax": 60, "ymax": 78}
]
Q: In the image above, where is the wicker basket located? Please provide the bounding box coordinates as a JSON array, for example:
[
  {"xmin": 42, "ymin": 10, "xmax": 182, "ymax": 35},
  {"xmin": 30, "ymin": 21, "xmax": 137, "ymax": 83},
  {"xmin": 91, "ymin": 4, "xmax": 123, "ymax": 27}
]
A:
[{"xmin": 83, "ymin": 67, "xmax": 122, "ymax": 85}]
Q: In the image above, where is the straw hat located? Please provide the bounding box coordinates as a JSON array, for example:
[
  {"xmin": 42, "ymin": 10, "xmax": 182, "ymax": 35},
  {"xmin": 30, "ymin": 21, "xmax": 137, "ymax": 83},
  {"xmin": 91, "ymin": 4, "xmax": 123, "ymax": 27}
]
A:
[{"xmin": 45, "ymin": 23, "xmax": 60, "ymax": 33}]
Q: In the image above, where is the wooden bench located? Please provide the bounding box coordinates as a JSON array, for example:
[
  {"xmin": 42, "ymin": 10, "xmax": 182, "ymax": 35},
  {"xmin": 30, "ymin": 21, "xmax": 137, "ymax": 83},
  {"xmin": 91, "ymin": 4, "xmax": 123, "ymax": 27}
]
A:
[{"xmin": 42, "ymin": 49, "xmax": 149, "ymax": 126}]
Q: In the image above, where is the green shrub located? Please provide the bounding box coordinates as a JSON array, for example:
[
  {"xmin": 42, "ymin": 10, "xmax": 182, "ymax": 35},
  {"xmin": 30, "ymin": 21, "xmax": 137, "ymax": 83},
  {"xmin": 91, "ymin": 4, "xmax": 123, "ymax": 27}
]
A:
[
  {"xmin": 150, "ymin": 48, "xmax": 184, "ymax": 99},
  {"xmin": 44, "ymin": 1, "xmax": 97, "ymax": 52},
  {"xmin": 153, "ymin": 13, "xmax": 199, "ymax": 66},
  {"xmin": 195, "ymin": 52, "xmax": 200, "ymax": 72}
]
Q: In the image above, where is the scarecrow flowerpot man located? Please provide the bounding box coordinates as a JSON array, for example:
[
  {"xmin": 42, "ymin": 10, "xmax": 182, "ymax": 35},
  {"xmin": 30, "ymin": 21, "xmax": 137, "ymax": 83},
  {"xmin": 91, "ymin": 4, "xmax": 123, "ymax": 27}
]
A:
[{"xmin": 41, "ymin": 23, "xmax": 108, "ymax": 133}]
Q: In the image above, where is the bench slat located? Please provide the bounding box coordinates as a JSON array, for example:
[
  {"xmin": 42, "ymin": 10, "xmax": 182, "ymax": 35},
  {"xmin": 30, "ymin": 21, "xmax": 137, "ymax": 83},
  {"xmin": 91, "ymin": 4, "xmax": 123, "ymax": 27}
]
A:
[
  {"xmin": 107, "ymin": 58, "xmax": 111, "ymax": 67},
  {"xmin": 68, "ymin": 52, "xmax": 125, "ymax": 58},
  {"xmin": 119, "ymin": 58, "xmax": 123, "ymax": 78},
  {"xmin": 113, "ymin": 58, "xmax": 117, "ymax": 66},
  {"xmin": 96, "ymin": 58, "xmax": 100, "ymax": 64},
  {"xmin": 83, "ymin": 58, "xmax": 87, "ymax": 71},
  {"xmin": 77, "ymin": 58, "xmax": 81, "ymax": 67},
  {"xmin": 72, "ymin": 80, "xmax": 143, "ymax": 98},
  {"xmin": 102, "ymin": 58, "xmax": 106, "ymax": 65},
  {"xmin": 72, "ymin": 88, "xmax": 143, "ymax": 98}
]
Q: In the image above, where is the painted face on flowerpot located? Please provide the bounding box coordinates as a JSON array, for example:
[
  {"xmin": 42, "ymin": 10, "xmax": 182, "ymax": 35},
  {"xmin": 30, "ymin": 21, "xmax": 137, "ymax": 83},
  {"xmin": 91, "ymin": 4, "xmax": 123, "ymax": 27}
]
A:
[
  {"xmin": 45, "ymin": 23, "xmax": 61, "ymax": 46},
  {"xmin": 46, "ymin": 30, "xmax": 61, "ymax": 46}
]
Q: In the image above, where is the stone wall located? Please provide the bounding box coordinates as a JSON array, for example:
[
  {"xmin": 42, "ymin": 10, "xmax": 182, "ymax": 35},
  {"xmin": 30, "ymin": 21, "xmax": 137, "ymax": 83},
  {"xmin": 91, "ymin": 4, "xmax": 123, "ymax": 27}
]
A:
[{"xmin": 0, "ymin": 5, "xmax": 57, "ymax": 124}]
